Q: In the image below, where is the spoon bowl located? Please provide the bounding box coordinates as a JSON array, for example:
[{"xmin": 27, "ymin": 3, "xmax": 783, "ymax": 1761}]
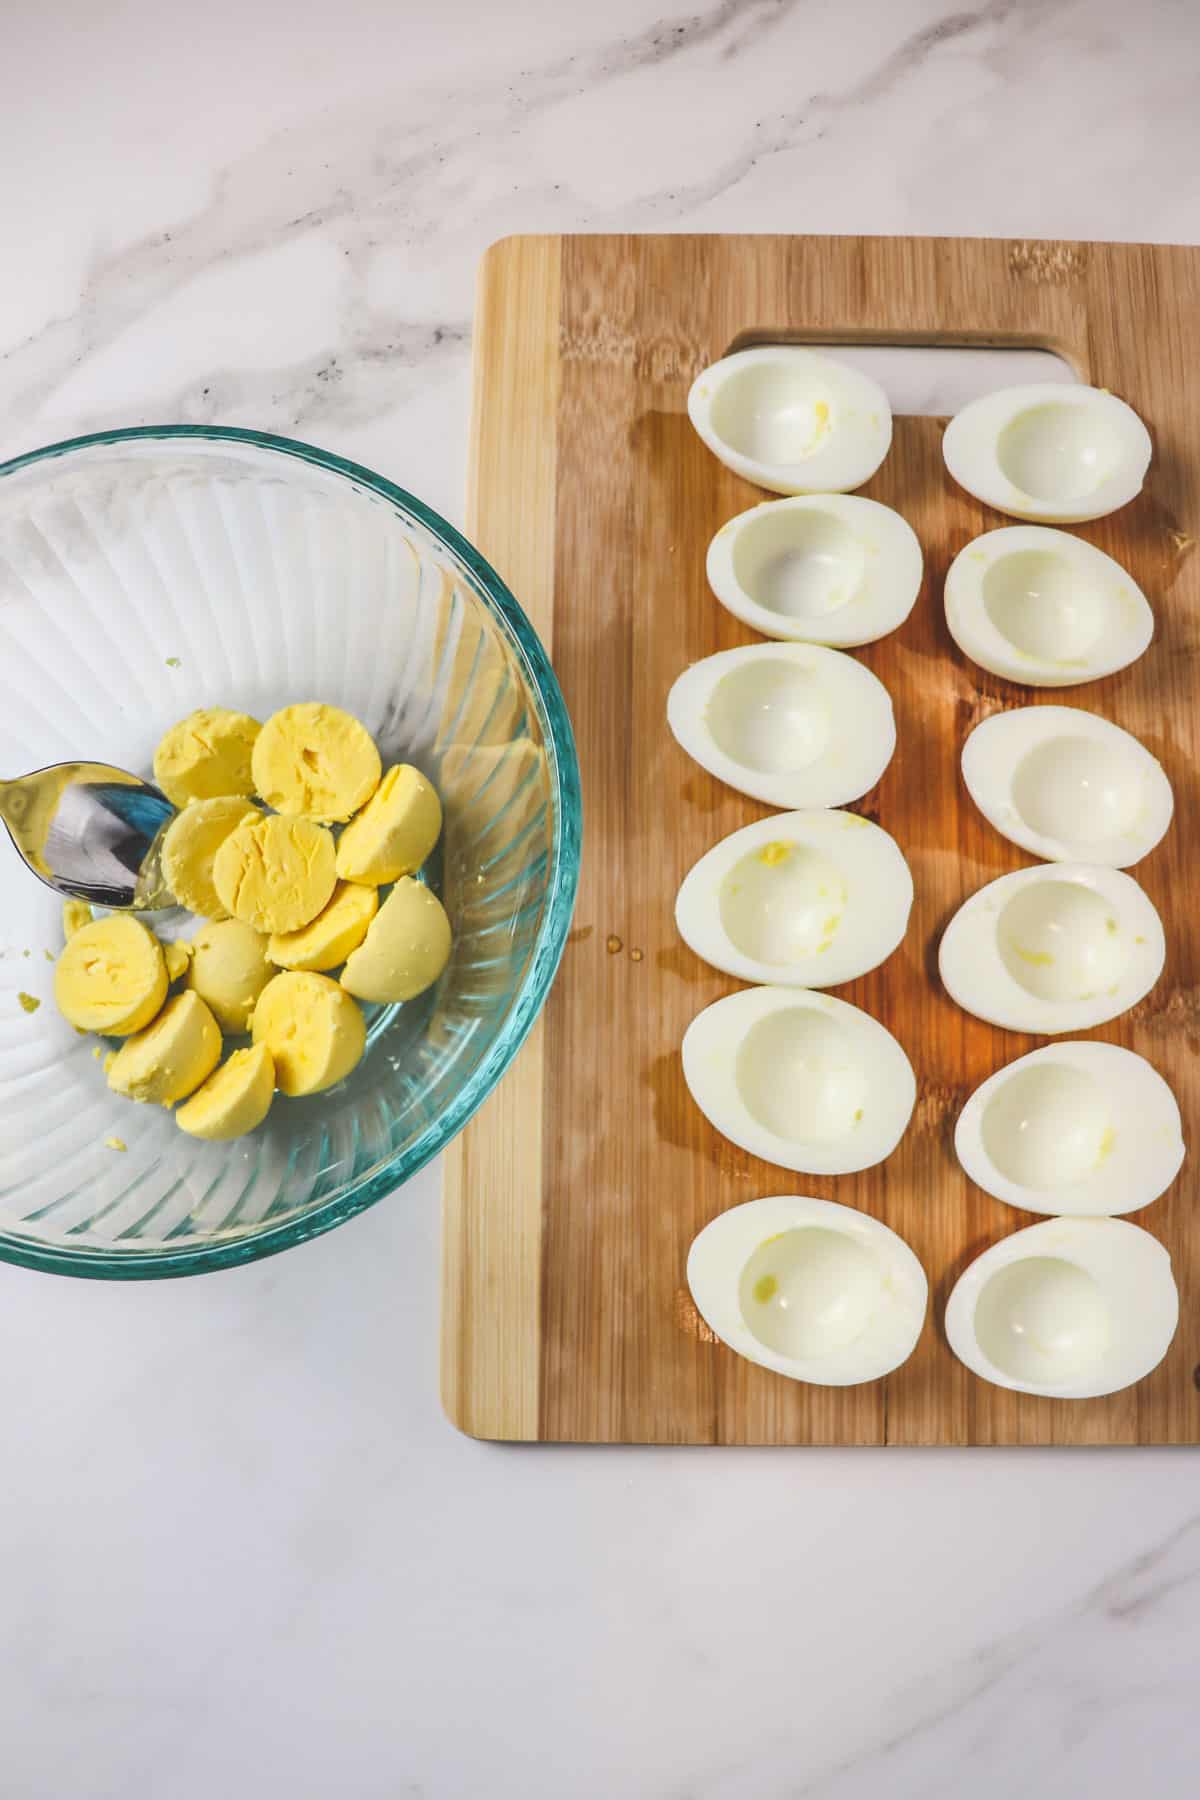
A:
[{"xmin": 0, "ymin": 762, "xmax": 174, "ymax": 909}]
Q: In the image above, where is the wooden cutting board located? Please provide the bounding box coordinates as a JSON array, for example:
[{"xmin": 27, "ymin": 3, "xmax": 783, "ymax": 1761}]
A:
[{"xmin": 441, "ymin": 234, "xmax": 1200, "ymax": 1445}]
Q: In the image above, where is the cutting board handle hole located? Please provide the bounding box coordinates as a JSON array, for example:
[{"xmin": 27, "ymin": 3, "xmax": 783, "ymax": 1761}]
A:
[{"xmin": 723, "ymin": 334, "xmax": 1081, "ymax": 417}]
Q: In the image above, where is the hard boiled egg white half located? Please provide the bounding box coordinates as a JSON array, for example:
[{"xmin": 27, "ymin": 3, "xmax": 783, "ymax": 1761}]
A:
[
  {"xmin": 939, "ymin": 864, "xmax": 1164, "ymax": 1034},
  {"xmin": 962, "ymin": 706, "xmax": 1173, "ymax": 868},
  {"xmin": 675, "ymin": 810, "xmax": 913, "ymax": 989},
  {"xmin": 945, "ymin": 1217, "xmax": 1178, "ymax": 1398},
  {"xmin": 682, "ymin": 986, "xmax": 916, "ymax": 1176},
  {"xmin": 942, "ymin": 384, "xmax": 1152, "ymax": 523},
  {"xmin": 666, "ymin": 642, "xmax": 896, "ymax": 811},
  {"xmin": 944, "ymin": 526, "xmax": 1153, "ymax": 686},
  {"xmin": 955, "ymin": 1041, "xmax": 1184, "ymax": 1218},
  {"xmin": 688, "ymin": 347, "xmax": 892, "ymax": 494},
  {"xmin": 706, "ymin": 495, "xmax": 922, "ymax": 647},
  {"xmin": 687, "ymin": 1195, "xmax": 927, "ymax": 1386}
]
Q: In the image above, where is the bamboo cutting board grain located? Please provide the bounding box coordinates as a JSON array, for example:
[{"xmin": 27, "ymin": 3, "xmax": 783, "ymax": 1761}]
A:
[{"xmin": 441, "ymin": 234, "xmax": 1200, "ymax": 1445}]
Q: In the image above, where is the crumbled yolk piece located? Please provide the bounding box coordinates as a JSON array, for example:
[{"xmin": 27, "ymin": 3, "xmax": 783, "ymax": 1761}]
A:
[
  {"xmin": 213, "ymin": 813, "xmax": 337, "ymax": 935},
  {"xmin": 162, "ymin": 941, "xmax": 192, "ymax": 983},
  {"xmin": 62, "ymin": 899, "xmax": 93, "ymax": 940},
  {"xmin": 176, "ymin": 1044, "xmax": 276, "ymax": 1141},
  {"xmin": 107, "ymin": 991, "xmax": 222, "ymax": 1106},
  {"xmin": 267, "ymin": 881, "xmax": 378, "ymax": 972},
  {"xmin": 161, "ymin": 797, "xmax": 261, "ymax": 919},
  {"xmin": 54, "ymin": 917, "xmax": 168, "ymax": 1036},
  {"xmin": 335, "ymin": 764, "xmax": 442, "ymax": 886},
  {"xmin": 104, "ymin": 1137, "xmax": 127, "ymax": 1153},
  {"xmin": 252, "ymin": 703, "xmax": 381, "ymax": 823},
  {"xmin": 340, "ymin": 878, "xmax": 452, "ymax": 1004},
  {"xmin": 153, "ymin": 707, "xmax": 261, "ymax": 808},
  {"xmin": 251, "ymin": 971, "xmax": 366, "ymax": 1096},
  {"xmin": 757, "ymin": 841, "xmax": 791, "ymax": 868},
  {"xmin": 17, "ymin": 991, "xmax": 40, "ymax": 1013}
]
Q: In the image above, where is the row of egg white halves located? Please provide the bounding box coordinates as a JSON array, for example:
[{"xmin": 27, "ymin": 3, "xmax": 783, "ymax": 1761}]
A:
[{"xmin": 675, "ymin": 346, "xmax": 1179, "ymax": 1397}]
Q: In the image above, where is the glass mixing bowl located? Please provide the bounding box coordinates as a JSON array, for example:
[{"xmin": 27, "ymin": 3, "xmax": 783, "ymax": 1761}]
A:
[{"xmin": 0, "ymin": 427, "xmax": 580, "ymax": 1277}]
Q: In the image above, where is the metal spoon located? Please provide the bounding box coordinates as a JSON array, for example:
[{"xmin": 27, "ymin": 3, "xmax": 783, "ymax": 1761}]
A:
[{"xmin": 0, "ymin": 762, "xmax": 176, "ymax": 910}]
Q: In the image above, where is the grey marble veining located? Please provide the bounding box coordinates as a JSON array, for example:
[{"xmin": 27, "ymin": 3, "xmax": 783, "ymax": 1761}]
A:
[{"xmin": 1, "ymin": 2, "xmax": 1199, "ymax": 1795}]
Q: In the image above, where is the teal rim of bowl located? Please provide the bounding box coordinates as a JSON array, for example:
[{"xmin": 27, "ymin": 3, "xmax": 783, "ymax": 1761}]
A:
[{"xmin": 0, "ymin": 424, "xmax": 582, "ymax": 1279}]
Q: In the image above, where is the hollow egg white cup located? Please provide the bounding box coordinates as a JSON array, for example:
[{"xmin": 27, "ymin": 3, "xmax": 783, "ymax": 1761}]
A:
[
  {"xmin": 675, "ymin": 810, "xmax": 913, "ymax": 989},
  {"xmin": 944, "ymin": 526, "xmax": 1153, "ymax": 686},
  {"xmin": 666, "ymin": 642, "xmax": 896, "ymax": 811},
  {"xmin": 688, "ymin": 346, "xmax": 892, "ymax": 495},
  {"xmin": 955, "ymin": 1041, "xmax": 1185, "ymax": 1218},
  {"xmin": 945, "ymin": 1217, "xmax": 1178, "ymax": 1398},
  {"xmin": 682, "ymin": 986, "xmax": 916, "ymax": 1176},
  {"xmin": 687, "ymin": 1195, "xmax": 928, "ymax": 1387},
  {"xmin": 706, "ymin": 494, "xmax": 922, "ymax": 647},
  {"xmin": 942, "ymin": 383, "xmax": 1152, "ymax": 523},
  {"xmin": 939, "ymin": 863, "xmax": 1165, "ymax": 1035},
  {"xmin": 961, "ymin": 705, "xmax": 1173, "ymax": 869}
]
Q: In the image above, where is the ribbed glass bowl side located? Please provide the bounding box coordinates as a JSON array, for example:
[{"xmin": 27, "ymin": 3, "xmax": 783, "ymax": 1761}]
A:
[{"xmin": 0, "ymin": 428, "xmax": 580, "ymax": 1276}]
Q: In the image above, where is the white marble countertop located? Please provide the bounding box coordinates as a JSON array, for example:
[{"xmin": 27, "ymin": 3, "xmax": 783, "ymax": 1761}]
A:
[{"xmin": 2, "ymin": 2, "xmax": 1199, "ymax": 1795}]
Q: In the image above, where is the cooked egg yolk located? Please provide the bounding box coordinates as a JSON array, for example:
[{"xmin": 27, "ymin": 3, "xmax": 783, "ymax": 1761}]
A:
[
  {"xmin": 251, "ymin": 702, "xmax": 381, "ymax": 823},
  {"xmin": 54, "ymin": 916, "xmax": 168, "ymax": 1036},
  {"xmin": 176, "ymin": 1043, "xmax": 276, "ymax": 1141},
  {"xmin": 187, "ymin": 918, "xmax": 274, "ymax": 1032},
  {"xmin": 267, "ymin": 880, "xmax": 378, "ymax": 972},
  {"xmin": 106, "ymin": 990, "xmax": 222, "ymax": 1105},
  {"xmin": 153, "ymin": 708, "xmax": 261, "ymax": 808},
  {"xmin": 339, "ymin": 877, "xmax": 452, "ymax": 1004},
  {"xmin": 162, "ymin": 940, "xmax": 192, "ymax": 982},
  {"xmin": 213, "ymin": 813, "xmax": 337, "ymax": 936},
  {"xmin": 251, "ymin": 970, "xmax": 366, "ymax": 1096},
  {"xmin": 162, "ymin": 796, "xmax": 261, "ymax": 919},
  {"xmin": 335, "ymin": 763, "xmax": 443, "ymax": 886},
  {"xmin": 62, "ymin": 899, "xmax": 93, "ymax": 940}
]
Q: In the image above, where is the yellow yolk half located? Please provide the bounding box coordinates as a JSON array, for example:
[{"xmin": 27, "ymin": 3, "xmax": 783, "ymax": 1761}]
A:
[
  {"xmin": 176, "ymin": 1044, "xmax": 276, "ymax": 1141},
  {"xmin": 187, "ymin": 918, "xmax": 274, "ymax": 1032},
  {"xmin": 334, "ymin": 764, "xmax": 443, "ymax": 885},
  {"xmin": 251, "ymin": 971, "xmax": 366, "ymax": 1096},
  {"xmin": 161, "ymin": 796, "xmax": 260, "ymax": 919},
  {"xmin": 54, "ymin": 916, "xmax": 167, "ymax": 1036},
  {"xmin": 267, "ymin": 880, "xmax": 378, "ymax": 972},
  {"xmin": 106, "ymin": 991, "xmax": 222, "ymax": 1105},
  {"xmin": 213, "ymin": 813, "xmax": 336, "ymax": 935},
  {"xmin": 251, "ymin": 703, "xmax": 381, "ymax": 823},
  {"xmin": 62, "ymin": 899, "xmax": 92, "ymax": 939},
  {"xmin": 153, "ymin": 708, "xmax": 261, "ymax": 808},
  {"xmin": 339, "ymin": 877, "xmax": 452, "ymax": 1004}
]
